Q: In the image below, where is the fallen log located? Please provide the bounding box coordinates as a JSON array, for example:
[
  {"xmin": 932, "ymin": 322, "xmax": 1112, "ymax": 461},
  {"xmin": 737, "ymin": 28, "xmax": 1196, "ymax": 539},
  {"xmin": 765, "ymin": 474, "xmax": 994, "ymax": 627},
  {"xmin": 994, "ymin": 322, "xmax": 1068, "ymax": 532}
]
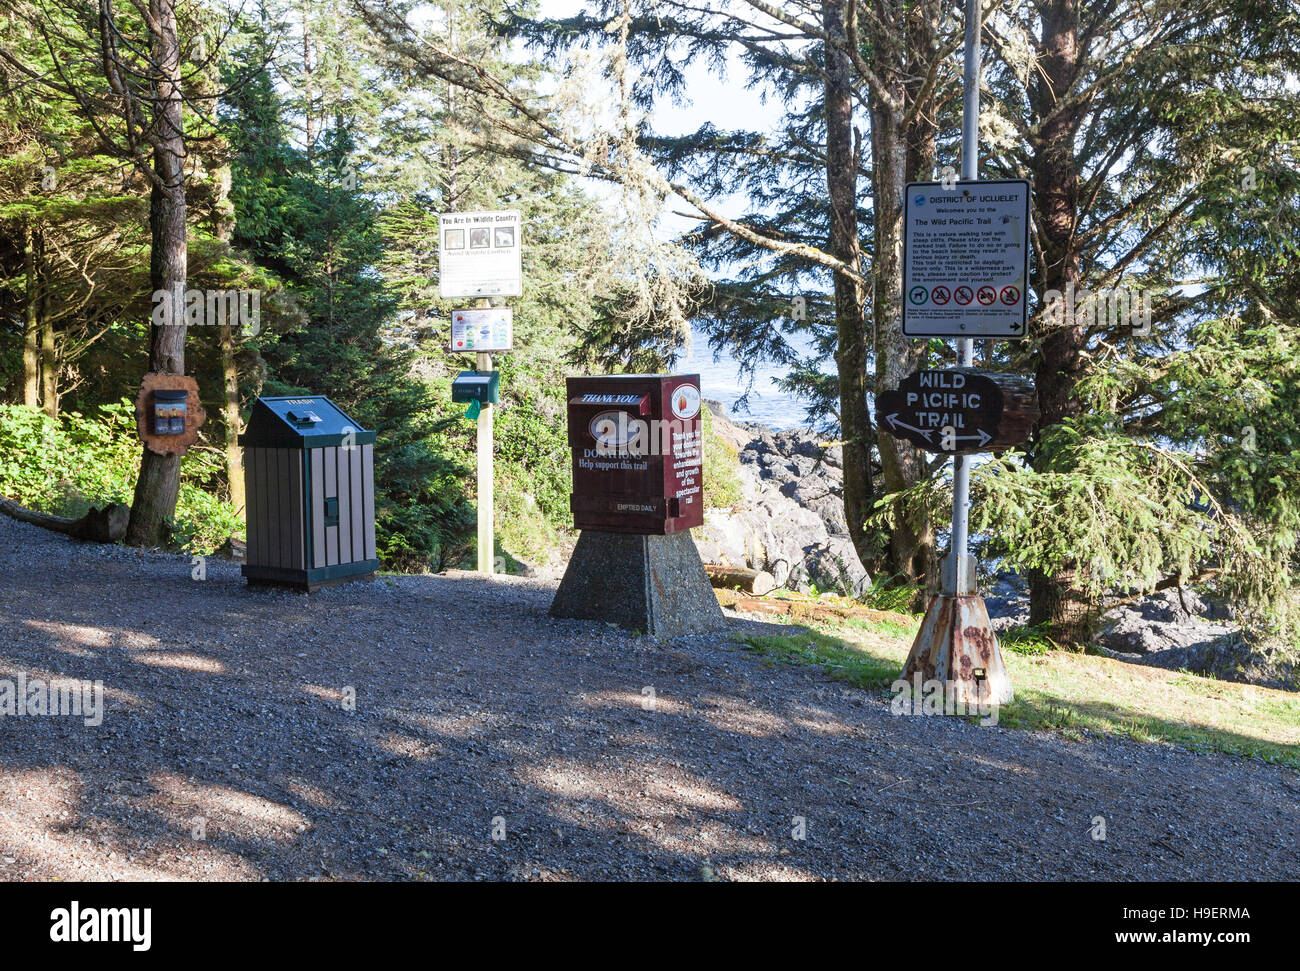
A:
[
  {"xmin": 704, "ymin": 564, "xmax": 777, "ymax": 595},
  {"xmin": 0, "ymin": 497, "xmax": 129, "ymax": 543},
  {"xmin": 722, "ymin": 592, "xmax": 914, "ymax": 627}
]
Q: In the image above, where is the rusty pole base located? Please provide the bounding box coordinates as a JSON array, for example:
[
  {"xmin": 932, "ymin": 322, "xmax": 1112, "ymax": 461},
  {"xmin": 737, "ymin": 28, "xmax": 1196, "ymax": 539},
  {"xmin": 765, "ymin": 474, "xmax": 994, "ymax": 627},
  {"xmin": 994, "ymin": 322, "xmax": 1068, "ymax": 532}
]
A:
[{"xmin": 902, "ymin": 591, "xmax": 1013, "ymax": 708}]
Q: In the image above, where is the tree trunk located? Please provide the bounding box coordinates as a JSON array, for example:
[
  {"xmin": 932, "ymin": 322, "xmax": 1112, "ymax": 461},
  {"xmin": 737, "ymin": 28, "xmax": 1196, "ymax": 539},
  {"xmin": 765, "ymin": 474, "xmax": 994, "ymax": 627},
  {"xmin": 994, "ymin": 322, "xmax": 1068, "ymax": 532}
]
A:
[
  {"xmin": 860, "ymin": 0, "xmax": 941, "ymax": 589},
  {"xmin": 1028, "ymin": 0, "xmax": 1093, "ymax": 642},
  {"xmin": 301, "ymin": 0, "xmax": 314, "ymax": 160},
  {"xmin": 822, "ymin": 2, "xmax": 874, "ymax": 569},
  {"xmin": 869, "ymin": 93, "xmax": 932, "ymax": 584},
  {"xmin": 22, "ymin": 220, "xmax": 39, "ymax": 409},
  {"xmin": 220, "ymin": 317, "xmax": 245, "ymax": 512},
  {"xmin": 40, "ymin": 303, "xmax": 57, "ymax": 417},
  {"xmin": 126, "ymin": 0, "xmax": 188, "ymax": 547},
  {"xmin": 1029, "ymin": 566, "xmax": 1094, "ymax": 644}
]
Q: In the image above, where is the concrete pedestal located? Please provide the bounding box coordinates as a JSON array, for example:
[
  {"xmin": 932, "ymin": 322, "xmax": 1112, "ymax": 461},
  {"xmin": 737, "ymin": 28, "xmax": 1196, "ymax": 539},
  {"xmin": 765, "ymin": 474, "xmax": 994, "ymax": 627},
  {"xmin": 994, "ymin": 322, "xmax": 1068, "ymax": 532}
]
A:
[
  {"xmin": 550, "ymin": 530, "xmax": 726, "ymax": 637},
  {"xmin": 902, "ymin": 554, "xmax": 1013, "ymax": 706}
]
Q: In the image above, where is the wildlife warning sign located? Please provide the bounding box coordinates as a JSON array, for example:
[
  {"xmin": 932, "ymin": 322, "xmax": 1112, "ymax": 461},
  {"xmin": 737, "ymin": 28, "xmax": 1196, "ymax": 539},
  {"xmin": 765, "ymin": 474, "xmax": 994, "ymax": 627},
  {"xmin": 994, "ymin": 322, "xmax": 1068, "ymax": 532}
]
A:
[
  {"xmin": 438, "ymin": 210, "xmax": 522, "ymax": 299},
  {"xmin": 902, "ymin": 179, "xmax": 1031, "ymax": 339}
]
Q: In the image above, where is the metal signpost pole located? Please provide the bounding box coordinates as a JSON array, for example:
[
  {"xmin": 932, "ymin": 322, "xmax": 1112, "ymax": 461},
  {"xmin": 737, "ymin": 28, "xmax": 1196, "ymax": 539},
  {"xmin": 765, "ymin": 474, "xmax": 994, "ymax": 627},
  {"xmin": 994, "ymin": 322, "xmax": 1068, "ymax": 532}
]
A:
[
  {"xmin": 890, "ymin": 0, "xmax": 1029, "ymax": 706},
  {"xmin": 948, "ymin": 0, "xmax": 982, "ymax": 596},
  {"xmin": 440, "ymin": 211, "xmax": 521, "ymax": 577},
  {"xmin": 476, "ymin": 298, "xmax": 494, "ymax": 575}
]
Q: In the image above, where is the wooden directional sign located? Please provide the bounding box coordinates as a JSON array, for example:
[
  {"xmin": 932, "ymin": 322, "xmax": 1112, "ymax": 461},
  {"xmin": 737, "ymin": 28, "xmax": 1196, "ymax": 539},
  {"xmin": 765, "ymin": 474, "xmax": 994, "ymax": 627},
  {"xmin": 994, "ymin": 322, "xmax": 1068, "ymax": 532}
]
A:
[{"xmin": 876, "ymin": 368, "xmax": 1039, "ymax": 455}]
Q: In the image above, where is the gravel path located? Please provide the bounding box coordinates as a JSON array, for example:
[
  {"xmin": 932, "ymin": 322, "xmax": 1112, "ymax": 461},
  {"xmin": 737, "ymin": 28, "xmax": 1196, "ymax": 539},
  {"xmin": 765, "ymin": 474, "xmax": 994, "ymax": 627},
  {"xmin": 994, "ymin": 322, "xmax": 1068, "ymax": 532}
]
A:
[{"xmin": 1, "ymin": 516, "xmax": 1296, "ymax": 881}]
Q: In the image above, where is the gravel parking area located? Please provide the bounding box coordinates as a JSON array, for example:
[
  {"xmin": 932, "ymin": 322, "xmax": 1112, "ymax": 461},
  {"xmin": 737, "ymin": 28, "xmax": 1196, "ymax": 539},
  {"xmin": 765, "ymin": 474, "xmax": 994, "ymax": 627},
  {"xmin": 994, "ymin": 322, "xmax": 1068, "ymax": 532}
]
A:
[{"xmin": 1, "ymin": 516, "xmax": 1296, "ymax": 881}]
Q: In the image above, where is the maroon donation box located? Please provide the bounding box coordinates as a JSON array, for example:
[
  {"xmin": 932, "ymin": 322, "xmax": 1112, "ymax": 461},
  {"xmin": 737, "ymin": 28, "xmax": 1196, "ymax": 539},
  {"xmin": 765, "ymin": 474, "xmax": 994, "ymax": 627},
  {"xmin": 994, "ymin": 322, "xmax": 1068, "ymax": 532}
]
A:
[{"xmin": 566, "ymin": 374, "xmax": 705, "ymax": 534}]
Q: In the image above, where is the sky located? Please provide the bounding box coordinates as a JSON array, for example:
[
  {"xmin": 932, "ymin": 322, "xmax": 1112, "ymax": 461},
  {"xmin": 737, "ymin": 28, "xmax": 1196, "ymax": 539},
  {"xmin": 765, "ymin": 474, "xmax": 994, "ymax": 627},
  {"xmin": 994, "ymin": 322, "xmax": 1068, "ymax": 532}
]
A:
[
  {"xmin": 534, "ymin": 0, "xmax": 782, "ymax": 136},
  {"xmin": 531, "ymin": 0, "xmax": 792, "ymax": 236}
]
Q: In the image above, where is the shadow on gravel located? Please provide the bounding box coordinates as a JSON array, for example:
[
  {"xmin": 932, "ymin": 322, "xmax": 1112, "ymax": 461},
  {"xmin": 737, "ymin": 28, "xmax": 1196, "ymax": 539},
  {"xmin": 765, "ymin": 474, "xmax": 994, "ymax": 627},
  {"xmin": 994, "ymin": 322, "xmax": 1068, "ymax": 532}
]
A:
[{"xmin": 1, "ymin": 533, "xmax": 1298, "ymax": 881}]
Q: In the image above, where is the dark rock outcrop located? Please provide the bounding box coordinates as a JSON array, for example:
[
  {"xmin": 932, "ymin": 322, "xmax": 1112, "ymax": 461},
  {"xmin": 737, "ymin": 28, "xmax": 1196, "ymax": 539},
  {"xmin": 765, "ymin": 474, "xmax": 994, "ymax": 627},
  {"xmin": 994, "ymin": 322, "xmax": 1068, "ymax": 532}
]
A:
[{"xmin": 695, "ymin": 402, "xmax": 870, "ymax": 596}]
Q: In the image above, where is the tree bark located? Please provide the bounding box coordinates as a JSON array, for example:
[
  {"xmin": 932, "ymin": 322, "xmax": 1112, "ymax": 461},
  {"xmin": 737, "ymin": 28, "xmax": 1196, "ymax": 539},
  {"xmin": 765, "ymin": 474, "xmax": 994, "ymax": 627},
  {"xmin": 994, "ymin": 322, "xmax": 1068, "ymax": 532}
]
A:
[
  {"xmin": 866, "ymin": 1, "xmax": 935, "ymax": 585},
  {"xmin": 220, "ymin": 317, "xmax": 245, "ymax": 513},
  {"xmin": 22, "ymin": 220, "xmax": 40, "ymax": 409},
  {"xmin": 1028, "ymin": 566, "xmax": 1095, "ymax": 644},
  {"xmin": 40, "ymin": 302, "xmax": 57, "ymax": 417},
  {"xmin": 1028, "ymin": 0, "xmax": 1094, "ymax": 642},
  {"xmin": 125, "ymin": 0, "xmax": 188, "ymax": 546},
  {"xmin": 822, "ymin": 1, "xmax": 874, "ymax": 571}
]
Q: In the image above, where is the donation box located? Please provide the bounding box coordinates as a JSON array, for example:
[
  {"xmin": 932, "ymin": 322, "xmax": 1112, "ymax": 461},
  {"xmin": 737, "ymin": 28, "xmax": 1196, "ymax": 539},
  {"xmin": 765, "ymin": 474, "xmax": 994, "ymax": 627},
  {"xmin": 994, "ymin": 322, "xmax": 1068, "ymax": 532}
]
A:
[{"xmin": 565, "ymin": 374, "xmax": 704, "ymax": 535}]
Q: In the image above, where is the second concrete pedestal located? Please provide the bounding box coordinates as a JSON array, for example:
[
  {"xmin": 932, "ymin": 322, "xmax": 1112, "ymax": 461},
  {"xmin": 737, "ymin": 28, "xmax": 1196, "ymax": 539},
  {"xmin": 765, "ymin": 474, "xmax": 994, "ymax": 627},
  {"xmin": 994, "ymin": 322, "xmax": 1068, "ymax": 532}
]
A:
[
  {"xmin": 902, "ymin": 554, "xmax": 1013, "ymax": 705},
  {"xmin": 550, "ymin": 530, "xmax": 726, "ymax": 637}
]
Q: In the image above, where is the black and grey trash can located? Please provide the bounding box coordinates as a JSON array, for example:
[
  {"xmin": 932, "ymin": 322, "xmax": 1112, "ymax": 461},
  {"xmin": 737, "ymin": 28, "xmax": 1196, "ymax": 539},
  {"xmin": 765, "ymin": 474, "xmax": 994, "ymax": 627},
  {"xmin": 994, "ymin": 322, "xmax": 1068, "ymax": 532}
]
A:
[{"xmin": 239, "ymin": 395, "xmax": 379, "ymax": 591}]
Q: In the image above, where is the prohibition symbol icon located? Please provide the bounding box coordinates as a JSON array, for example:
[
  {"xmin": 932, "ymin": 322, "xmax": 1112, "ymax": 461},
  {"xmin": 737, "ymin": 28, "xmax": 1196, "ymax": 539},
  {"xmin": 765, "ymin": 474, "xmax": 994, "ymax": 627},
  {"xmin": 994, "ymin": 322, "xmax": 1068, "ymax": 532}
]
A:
[
  {"xmin": 954, "ymin": 285, "xmax": 974, "ymax": 305},
  {"xmin": 977, "ymin": 285, "xmax": 997, "ymax": 305},
  {"xmin": 931, "ymin": 285, "xmax": 951, "ymax": 305},
  {"xmin": 1000, "ymin": 285, "xmax": 1020, "ymax": 305}
]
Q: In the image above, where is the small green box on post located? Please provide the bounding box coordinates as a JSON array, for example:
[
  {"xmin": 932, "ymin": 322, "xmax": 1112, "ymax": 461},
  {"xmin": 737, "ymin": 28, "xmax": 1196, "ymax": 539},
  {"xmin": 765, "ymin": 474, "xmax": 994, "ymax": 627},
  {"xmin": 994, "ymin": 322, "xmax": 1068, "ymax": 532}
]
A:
[{"xmin": 451, "ymin": 370, "xmax": 499, "ymax": 405}]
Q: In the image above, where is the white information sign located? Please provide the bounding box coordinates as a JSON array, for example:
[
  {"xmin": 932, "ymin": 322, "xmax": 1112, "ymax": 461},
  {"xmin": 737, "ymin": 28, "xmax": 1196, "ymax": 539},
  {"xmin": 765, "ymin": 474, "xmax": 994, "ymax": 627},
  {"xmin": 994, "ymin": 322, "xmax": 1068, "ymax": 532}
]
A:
[
  {"xmin": 902, "ymin": 179, "xmax": 1031, "ymax": 339},
  {"xmin": 438, "ymin": 210, "xmax": 522, "ymax": 299},
  {"xmin": 450, "ymin": 307, "xmax": 514, "ymax": 353}
]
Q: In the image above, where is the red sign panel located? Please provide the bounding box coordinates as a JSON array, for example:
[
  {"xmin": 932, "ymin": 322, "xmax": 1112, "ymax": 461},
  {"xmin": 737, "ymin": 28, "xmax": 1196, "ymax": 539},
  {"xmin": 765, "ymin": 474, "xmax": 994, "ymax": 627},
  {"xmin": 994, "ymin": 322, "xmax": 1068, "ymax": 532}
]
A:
[{"xmin": 566, "ymin": 375, "xmax": 704, "ymax": 534}]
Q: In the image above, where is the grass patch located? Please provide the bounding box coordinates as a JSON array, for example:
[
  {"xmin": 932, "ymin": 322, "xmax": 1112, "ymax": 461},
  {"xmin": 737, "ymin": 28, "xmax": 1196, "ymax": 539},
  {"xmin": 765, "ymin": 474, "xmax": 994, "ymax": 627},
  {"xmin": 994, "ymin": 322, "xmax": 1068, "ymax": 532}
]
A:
[
  {"xmin": 726, "ymin": 596, "xmax": 1300, "ymax": 769},
  {"xmin": 998, "ymin": 623, "xmax": 1059, "ymax": 656},
  {"xmin": 733, "ymin": 629, "xmax": 900, "ymax": 689},
  {"xmin": 993, "ymin": 652, "xmax": 1300, "ymax": 767},
  {"xmin": 837, "ymin": 614, "xmax": 919, "ymax": 641}
]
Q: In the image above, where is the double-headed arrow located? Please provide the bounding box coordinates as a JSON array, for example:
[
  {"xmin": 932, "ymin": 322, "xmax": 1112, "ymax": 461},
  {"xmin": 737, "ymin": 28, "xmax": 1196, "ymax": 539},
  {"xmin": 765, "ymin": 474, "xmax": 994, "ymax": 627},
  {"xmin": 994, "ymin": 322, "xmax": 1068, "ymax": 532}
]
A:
[
  {"xmin": 885, "ymin": 413, "xmax": 933, "ymax": 443},
  {"xmin": 943, "ymin": 429, "xmax": 993, "ymax": 448},
  {"xmin": 887, "ymin": 414, "xmax": 993, "ymax": 449}
]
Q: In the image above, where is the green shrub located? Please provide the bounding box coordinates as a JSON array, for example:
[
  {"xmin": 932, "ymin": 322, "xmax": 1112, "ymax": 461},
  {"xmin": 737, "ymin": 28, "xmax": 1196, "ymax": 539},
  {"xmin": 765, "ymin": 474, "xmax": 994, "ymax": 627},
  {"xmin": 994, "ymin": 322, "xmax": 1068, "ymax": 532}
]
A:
[
  {"xmin": 998, "ymin": 623, "xmax": 1059, "ymax": 656},
  {"xmin": 701, "ymin": 406, "xmax": 744, "ymax": 511},
  {"xmin": 859, "ymin": 575, "xmax": 924, "ymax": 613},
  {"xmin": 0, "ymin": 402, "xmax": 243, "ymax": 554}
]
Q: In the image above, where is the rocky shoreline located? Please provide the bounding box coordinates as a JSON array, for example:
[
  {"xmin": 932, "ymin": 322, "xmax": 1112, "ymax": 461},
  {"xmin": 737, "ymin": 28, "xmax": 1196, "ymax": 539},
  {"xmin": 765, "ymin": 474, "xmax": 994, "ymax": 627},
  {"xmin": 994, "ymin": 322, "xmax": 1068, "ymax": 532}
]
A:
[
  {"xmin": 695, "ymin": 403, "xmax": 871, "ymax": 597},
  {"xmin": 695, "ymin": 402, "xmax": 1295, "ymax": 691}
]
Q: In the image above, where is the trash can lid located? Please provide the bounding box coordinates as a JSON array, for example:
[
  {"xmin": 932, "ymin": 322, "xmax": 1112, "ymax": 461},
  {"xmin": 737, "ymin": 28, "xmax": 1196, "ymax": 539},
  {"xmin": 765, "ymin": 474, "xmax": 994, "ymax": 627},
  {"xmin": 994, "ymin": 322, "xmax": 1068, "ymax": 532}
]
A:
[{"xmin": 238, "ymin": 395, "xmax": 377, "ymax": 449}]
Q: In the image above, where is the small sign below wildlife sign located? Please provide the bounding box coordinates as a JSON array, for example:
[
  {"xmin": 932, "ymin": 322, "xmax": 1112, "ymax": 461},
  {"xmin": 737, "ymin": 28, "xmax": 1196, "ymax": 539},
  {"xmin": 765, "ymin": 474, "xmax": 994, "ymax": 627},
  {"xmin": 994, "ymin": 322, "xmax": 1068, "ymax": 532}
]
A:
[
  {"xmin": 450, "ymin": 307, "xmax": 513, "ymax": 352},
  {"xmin": 902, "ymin": 179, "xmax": 1030, "ymax": 339},
  {"xmin": 438, "ymin": 210, "xmax": 522, "ymax": 299}
]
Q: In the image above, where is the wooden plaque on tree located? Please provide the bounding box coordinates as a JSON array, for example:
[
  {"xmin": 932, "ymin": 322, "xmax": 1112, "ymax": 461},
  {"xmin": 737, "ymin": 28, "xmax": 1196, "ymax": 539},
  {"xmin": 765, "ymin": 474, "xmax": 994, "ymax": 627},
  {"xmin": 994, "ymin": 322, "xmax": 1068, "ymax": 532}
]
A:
[{"xmin": 134, "ymin": 372, "xmax": 206, "ymax": 457}]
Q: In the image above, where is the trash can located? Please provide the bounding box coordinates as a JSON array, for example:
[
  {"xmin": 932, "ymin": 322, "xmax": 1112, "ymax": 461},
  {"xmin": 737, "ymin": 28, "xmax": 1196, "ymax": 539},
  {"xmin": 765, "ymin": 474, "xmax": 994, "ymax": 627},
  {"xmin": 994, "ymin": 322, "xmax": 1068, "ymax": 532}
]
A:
[{"xmin": 239, "ymin": 395, "xmax": 379, "ymax": 591}]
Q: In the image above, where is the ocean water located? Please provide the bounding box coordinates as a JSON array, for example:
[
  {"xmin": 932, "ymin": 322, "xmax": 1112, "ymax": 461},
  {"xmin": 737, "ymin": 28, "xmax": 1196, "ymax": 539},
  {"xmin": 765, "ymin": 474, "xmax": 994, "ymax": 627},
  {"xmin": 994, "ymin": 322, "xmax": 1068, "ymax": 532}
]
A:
[{"xmin": 680, "ymin": 328, "xmax": 819, "ymax": 430}]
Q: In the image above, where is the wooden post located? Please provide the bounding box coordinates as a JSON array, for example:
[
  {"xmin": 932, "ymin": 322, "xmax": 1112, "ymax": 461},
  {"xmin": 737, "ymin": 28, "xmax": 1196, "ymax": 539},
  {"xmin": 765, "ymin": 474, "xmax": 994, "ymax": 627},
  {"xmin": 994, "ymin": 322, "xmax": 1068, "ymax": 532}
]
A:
[{"xmin": 476, "ymin": 298, "xmax": 494, "ymax": 574}]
